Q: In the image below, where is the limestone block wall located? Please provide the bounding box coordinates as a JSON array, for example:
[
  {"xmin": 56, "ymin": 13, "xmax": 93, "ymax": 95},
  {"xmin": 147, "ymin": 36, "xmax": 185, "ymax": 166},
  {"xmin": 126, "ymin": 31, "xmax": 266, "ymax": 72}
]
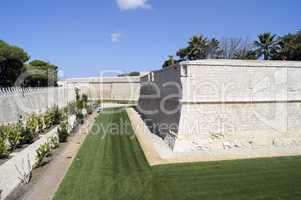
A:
[
  {"xmin": 0, "ymin": 87, "xmax": 75, "ymax": 124},
  {"xmin": 138, "ymin": 59, "xmax": 301, "ymax": 152},
  {"xmin": 65, "ymin": 77, "xmax": 141, "ymax": 102}
]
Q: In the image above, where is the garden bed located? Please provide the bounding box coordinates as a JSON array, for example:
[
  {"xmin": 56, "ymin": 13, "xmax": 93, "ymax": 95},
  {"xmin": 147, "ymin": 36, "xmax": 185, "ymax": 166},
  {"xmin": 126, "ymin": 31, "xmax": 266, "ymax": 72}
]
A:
[
  {"xmin": 6, "ymin": 112, "xmax": 96, "ymax": 200},
  {"xmin": 0, "ymin": 115, "xmax": 76, "ymax": 200}
]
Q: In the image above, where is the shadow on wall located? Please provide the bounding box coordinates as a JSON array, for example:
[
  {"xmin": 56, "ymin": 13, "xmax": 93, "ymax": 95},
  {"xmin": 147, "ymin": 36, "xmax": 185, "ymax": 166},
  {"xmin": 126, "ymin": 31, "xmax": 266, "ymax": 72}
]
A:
[{"xmin": 136, "ymin": 66, "xmax": 183, "ymax": 149}]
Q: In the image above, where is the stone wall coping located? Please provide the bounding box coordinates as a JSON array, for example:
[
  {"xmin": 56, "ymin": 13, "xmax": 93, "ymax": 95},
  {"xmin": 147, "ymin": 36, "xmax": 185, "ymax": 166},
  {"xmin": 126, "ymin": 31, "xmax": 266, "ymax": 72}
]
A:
[
  {"xmin": 0, "ymin": 87, "xmax": 67, "ymax": 97},
  {"xmin": 180, "ymin": 59, "xmax": 301, "ymax": 68},
  {"xmin": 65, "ymin": 76, "xmax": 141, "ymax": 83}
]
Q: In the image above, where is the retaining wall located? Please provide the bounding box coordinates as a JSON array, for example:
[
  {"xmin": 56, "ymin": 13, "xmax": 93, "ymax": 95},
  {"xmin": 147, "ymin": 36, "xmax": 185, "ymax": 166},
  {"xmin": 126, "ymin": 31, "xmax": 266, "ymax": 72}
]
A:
[
  {"xmin": 0, "ymin": 87, "xmax": 75, "ymax": 124},
  {"xmin": 138, "ymin": 59, "xmax": 301, "ymax": 152}
]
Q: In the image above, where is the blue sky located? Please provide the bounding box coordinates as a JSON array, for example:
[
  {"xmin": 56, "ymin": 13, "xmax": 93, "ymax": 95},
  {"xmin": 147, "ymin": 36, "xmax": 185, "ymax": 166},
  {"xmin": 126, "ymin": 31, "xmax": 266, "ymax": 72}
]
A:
[{"xmin": 1, "ymin": 0, "xmax": 300, "ymax": 78}]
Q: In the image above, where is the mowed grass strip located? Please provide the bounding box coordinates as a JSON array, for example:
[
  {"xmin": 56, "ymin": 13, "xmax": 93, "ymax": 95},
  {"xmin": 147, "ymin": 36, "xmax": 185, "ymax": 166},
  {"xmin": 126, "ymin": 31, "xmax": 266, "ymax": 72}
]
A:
[{"xmin": 54, "ymin": 108, "xmax": 301, "ymax": 200}]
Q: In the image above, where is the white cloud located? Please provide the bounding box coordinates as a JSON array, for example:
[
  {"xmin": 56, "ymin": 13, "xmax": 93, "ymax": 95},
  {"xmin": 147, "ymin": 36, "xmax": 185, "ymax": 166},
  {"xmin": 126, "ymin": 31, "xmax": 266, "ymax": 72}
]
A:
[
  {"xmin": 111, "ymin": 32, "xmax": 122, "ymax": 43},
  {"xmin": 116, "ymin": 0, "xmax": 151, "ymax": 10}
]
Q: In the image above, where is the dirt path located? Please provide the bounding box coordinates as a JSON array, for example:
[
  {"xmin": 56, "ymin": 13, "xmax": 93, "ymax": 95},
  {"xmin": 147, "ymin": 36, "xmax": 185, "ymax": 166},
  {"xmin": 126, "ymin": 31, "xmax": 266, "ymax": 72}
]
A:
[{"xmin": 20, "ymin": 113, "xmax": 97, "ymax": 200}]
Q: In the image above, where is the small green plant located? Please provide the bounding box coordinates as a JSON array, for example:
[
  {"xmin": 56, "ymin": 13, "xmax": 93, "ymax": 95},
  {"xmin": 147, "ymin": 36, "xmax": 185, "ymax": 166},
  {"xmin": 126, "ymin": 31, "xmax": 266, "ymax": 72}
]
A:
[
  {"xmin": 82, "ymin": 94, "xmax": 88, "ymax": 103},
  {"xmin": 75, "ymin": 88, "xmax": 80, "ymax": 101},
  {"xmin": 61, "ymin": 107, "xmax": 68, "ymax": 122},
  {"xmin": 0, "ymin": 128, "xmax": 9, "ymax": 158},
  {"xmin": 76, "ymin": 113, "xmax": 84, "ymax": 124},
  {"xmin": 58, "ymin": 122, "xmax": 68, "ymax": 143},
  {"xmin": 68, "ymin": 102, "xmax": 77, "ymax": 115},
  {"xmin": 52, "ymin": 106, "xmax": 62, "ymax": 125},
  {"xmin": 36, "ymin": 142, "xmax": 51, "ymax": 167},
  {"xmin": 48, "ymin": 136, "xmax": 59, "ymax": 149},
  {"xmin": 44, "ymin": 111, "xmax": 52, "ymax": 129},
  {"xmin": 26, "ymin": 114, "xmax": 39, "ymax": 138},
  {"xmin": 7, "ymin": 123, "xmax": 23, "ymax": 150},
  {"xmin": 76, "ymin": 99, "xmax": 84, "ymax": 110},
  {"xmin": 37, "ymin": 116, "xmax": 44, "ymax": 133},
  {"xmin": 20, "ymin": 127, "xmax": 34, "ymax": 144}
]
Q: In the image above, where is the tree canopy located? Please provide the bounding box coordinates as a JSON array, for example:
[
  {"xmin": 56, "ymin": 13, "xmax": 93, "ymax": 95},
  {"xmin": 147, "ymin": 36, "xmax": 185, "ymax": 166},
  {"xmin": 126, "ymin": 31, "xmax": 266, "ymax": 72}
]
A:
[
  {"xmin": 24, "ymin": 60, "xmax": 58, "ymax": 87},
  {"xmin": 0, "ymin": 40, "xmax": 30, "ymax": 87},
  {"xmin": 118, "ymin": 71, "xmax": 140, "ymax": 77},
  {"xmin": 0, "ymin": 40, "xmax": 58, "ymax": 87},
  {"xmin": 272, "ymin": 31, "xmax": 301, "ymax": 60},
  {"xmin": 162, "ymin": 30, "xmax": 301, "ymax": 68},
  {"xmin": 176, "ymin": 35, "xmax": 222, "ymax": 61},
  {"xmin": 254, "ymin": 32, "xmax": 278, "ymax": 60}
]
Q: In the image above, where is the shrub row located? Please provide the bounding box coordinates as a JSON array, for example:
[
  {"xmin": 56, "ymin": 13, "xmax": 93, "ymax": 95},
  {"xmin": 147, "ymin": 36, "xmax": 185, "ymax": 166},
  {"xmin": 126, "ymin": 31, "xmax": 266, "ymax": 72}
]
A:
[
  {"xmin": 1, "ymin": 92, "xmax": 95, "ymax": 160},
  {"xmin": 35, "ymin": 94, "xmax": 95, "ymax": 168},
  {"xmin": 0, "ymin": 105, "xmax": 65, "ymax": 158},
  {"xmin": 35, "ymin": 136, "xmax": 59, "ymax": 167}
]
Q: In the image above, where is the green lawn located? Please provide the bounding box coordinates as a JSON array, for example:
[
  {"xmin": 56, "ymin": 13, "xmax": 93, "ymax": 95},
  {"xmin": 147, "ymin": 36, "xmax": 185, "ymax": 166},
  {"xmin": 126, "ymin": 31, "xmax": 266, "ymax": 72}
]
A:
[{"xmin": 54, "ymin": 108, "xmax": 301, "ymax": 200}]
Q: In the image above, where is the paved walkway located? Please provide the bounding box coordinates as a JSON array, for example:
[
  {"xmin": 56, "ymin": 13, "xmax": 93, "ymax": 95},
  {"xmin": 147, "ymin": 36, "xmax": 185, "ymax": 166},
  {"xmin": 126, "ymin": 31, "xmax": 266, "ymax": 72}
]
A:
[{"xmin": 22, "ymin": 113, "xmax": 97, "ymax": 200}]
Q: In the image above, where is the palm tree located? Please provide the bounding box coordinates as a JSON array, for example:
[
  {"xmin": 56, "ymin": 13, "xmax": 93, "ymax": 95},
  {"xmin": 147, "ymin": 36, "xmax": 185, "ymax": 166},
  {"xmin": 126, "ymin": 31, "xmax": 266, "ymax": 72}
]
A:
[
  {"xmin": 176, "ymin": 48, "xmax": 189, "ymax": 61},
  {"xmin": 207, "ymin": 38, "xmax": 223, "ymax": 59},
  {"xmin": 162, "ymin": 55, "xmax": 177, "ymax": 68},
  {"xmin": 272, "ymin": 31, "xmax": 301, "ymax": 60},
  {"xmin": 254, "ymin": 32, "xmax": 278, "ymax": 60},
  {"xmin": 233, "ymin": 48, "xmax": 257, "ymax": 60},
  {"xmin": 187, "ymin": 35, "xmax": 209, "ymax": 60}
]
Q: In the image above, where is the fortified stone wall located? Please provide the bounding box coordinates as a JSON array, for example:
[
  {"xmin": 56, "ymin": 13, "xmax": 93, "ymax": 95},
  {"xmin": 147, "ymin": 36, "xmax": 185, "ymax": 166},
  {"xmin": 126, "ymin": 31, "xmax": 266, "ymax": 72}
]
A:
[
  {"xmin": 65, "ymin": 77, "xmax": 141, "ymax": 102},
  {"xmin": 0, "ymin": 87, "xmax": 75, "ymax": 124},
  {"xmin": 138, "ymin": 59, "xmax": 301, "ymax": 152}
]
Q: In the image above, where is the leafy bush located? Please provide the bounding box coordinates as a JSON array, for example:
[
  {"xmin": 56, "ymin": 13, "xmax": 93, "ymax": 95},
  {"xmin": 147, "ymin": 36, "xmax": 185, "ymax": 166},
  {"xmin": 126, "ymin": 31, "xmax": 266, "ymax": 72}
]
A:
[
  {"xmin": 48, "ymin": 136, "xmax": 59, "ymax": 149},
  {"xmin": 37, "ymin": 116, "xmax": 44, "ymax": 133},
  {"xmin": 75, "ymin": 88, "xmax": 80, "ymax": 101},
  {"xmin": 43, "ymin": 106, "xmax": 62, "ymax": 128},
  {"xmin": 26, "ymin": 114, "xmax": 39, "ymax": 138},
  {"xmin": 36, "ymin": 142, "xmax": 51, "ymax": 167},
  {"xmin": 0, "ymin": 139, "xmax": 9, "ymax": 158},
  {"xmin": 43, "ymin": 111, "xmax": 52, "ymax": 129},
  {"xmin": 20, "ymin": 127, "xmax": 34, "ymax": 144},
  {"xmin": 82, "ymin": 94, "xmax": 88, "ymax": 109},
  {"xmin": 52, "ymin": 106, "xmax": 62, "ymax": 125},
  {"xmin": 0, "ymin": 127, "xmax": 9, "ymax": 158},
  {"xmin": 82, "ymin": 94, "xmax": 88, "ymax": 103},
  {"xmin": 76, "ymin": 99, "xmax": 84, "ymax": 110},
  {"xmin": 68, "ymin": 102, "xmax": 77, "ymax": 115},
  {"xmin": 7, "ymin": 123, "xmax": 23, "ymax": 150},
  {"xmin": 61, "ymin": 107, "xmax": 68, "ymax": 122},
  {"xmin": 76, "ymin": 113, "xmax": 84, "ymax": 124},
  {"xmin": 58, "ymin": 122, "xmax": 68, "ymax": 143}
]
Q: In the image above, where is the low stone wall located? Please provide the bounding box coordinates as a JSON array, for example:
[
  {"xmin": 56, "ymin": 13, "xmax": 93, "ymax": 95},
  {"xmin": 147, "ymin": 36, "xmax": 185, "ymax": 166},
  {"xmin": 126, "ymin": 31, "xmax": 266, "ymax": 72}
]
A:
[
  {"xmin": 0, "ymin": 87, "xmax": 75, "ymax": 124},
  {"xmin": 0, "ymin": 129, "xmax": 57, "ymax": 200},
  {"xmin": 0, "ymin": 115, "xmax": 76, "ymax": 200}
]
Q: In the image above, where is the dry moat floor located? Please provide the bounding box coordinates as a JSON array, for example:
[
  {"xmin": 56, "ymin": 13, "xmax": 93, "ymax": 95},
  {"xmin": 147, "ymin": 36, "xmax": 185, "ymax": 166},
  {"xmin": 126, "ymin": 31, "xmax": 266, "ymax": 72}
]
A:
[{"xmin": 54, "ymin": 108, "xmax": 301, "ymax": 200}]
